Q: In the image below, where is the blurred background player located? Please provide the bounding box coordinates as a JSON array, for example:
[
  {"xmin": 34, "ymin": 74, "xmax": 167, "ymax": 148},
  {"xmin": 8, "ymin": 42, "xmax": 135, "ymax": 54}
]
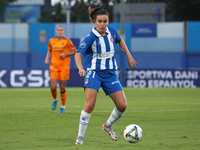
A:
[
  {"xmin": 45, "ymin": 25, "xmax": 76, "ymax": 113},
  {"xmin": 74, "ymin": 7, "xmax": 137, "ymax": 145}
]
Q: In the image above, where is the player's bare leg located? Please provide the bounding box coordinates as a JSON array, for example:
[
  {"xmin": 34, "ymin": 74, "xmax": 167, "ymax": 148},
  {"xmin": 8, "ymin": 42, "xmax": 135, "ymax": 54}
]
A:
[
  {"xmin": 102, "ymin": 91, "xmax": 127, "ymax": 141},
  {"xmin": 75, "ymin": 88, "xmax": 97, "ymax": 145}
]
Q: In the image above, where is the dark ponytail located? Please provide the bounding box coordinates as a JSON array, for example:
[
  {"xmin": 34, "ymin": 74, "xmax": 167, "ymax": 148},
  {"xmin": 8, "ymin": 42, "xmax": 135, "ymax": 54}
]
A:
[{"xmin": 88, "ymin": 6, "xmax": 109, "ymax": 23}]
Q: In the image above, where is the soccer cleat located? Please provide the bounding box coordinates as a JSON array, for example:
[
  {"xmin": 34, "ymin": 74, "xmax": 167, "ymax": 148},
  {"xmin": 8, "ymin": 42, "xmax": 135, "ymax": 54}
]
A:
[
  {"xmin": 75, "ymin": 136, "xmax": 84, "ymax": 145},
  {"xmin": 102, "ymin": 123, "xmax": 118, "ymax": 141},
  {"xmin": 51, "ymin": 100, "xmax": 58, "ymax": 110},
  {"xmin": 58, "ymin": 107, "xmax": 65, "ymax": 113}
]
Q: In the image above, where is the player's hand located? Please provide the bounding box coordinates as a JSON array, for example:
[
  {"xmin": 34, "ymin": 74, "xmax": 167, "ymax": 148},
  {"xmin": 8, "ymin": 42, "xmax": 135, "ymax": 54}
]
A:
[
  {"xmin": 128, "ymin": 56, "xmax": 137, "ymax": 69},
  {"xmin": 61, "ymin": 53, "xmax": 67, "ymax": 58},
  {"xmin": 78, "ymin": 69, "xmax": 86, "ymax": 77},
  {"xmin": 45, "ymin": 60, "xmax": 49, "ymax": 64}
]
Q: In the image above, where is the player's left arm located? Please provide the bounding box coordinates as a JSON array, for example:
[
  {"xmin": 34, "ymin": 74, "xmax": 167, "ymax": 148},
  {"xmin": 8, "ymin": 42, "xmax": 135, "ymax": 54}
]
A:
[
  {"xmin": 61, "ymin": 40, "xmax": 77, "ymax": 58},
  {"xmin": 61, "ymin": 48, "xmax": 76, "ymax": 58},
  {"xmin": 118, "ymin": 39, "xmax": 137, "ymax": 69}
]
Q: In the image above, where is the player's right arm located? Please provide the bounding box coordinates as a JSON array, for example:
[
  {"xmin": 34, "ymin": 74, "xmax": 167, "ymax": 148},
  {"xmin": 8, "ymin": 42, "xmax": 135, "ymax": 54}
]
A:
[
  {"xmin": 75, "ymin": 33, "xmax": 94, "ymax": 77},
  {"xmin": 75, "ymin": 52, "xmax": 86, "ymax": 77},
  {"xmin": 45, "ymin": 50, "xmax": 52, "ymax": 64},
  {"xmin": 45, "ymin": 39, "xmax": 53, "ymax": 64}
]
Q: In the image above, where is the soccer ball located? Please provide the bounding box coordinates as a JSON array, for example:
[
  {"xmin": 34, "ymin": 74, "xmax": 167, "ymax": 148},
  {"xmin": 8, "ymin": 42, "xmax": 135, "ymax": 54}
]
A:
[{"xmin": 124, "ymin": 124, "xmax": 143, "ymax": 143}]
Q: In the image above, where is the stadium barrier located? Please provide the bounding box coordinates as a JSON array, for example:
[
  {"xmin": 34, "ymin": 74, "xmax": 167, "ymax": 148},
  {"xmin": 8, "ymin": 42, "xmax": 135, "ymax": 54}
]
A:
[{"xmin": 1, "ymin": 69, "xmax": 200, "ymax": 88}]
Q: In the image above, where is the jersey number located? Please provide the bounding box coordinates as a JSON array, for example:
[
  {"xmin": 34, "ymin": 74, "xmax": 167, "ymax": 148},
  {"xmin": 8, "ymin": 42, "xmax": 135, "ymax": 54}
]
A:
[{"xmin": 92, "ymin": 71, "xmax": 96, "ymax": 78}]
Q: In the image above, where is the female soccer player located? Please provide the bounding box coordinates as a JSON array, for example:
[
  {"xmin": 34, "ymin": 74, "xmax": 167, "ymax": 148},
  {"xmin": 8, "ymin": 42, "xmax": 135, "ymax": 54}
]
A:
[
  {"xmin": 74, "ymin": 7, "xmax": 137, "ymax": 145},
  {"xmin": 45, "ymin": 25, "xmax": 76, "ymax": 113}
]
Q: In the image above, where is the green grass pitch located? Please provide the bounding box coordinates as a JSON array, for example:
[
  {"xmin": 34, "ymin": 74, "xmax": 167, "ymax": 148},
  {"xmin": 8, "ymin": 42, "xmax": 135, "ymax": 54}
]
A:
[{"xmin": 0, "ymin": 88, "xmax": 200, "ymax": 150}]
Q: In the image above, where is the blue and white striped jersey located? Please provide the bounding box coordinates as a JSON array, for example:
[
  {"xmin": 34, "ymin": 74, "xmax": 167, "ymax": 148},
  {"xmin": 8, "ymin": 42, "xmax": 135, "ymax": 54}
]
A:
[{"xmin": 77, "ymin": 26, "xmax": 121, "ymax": 71}]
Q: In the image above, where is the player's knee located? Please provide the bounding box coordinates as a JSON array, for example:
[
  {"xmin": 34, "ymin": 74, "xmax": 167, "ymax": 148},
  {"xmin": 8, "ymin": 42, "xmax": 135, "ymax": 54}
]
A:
[
  {"xmin": 118, "ymin": 102, "xmax": 127, "ymax": 112},
  {"xmin": 122, "ymin": 104, "xmax": 127, "ymax": 112},
  {"xmin": 51, "ymin": 88, "xmax": 56, "ymax": 92},
  {"xmin": 85, "ymin": 103, "xmax": 95, "ymax": 113},
  {"xmin": 124, "ymin": 103, "xmax": 127, "ymax": 110},
  {"xmin": 88, "ymin": 103, "xmax": 95, "ymax": 111},
  {"xmin": 59, "ymin": 85, "xmax": 65, "ymax": 91},
  {"xmin": 60, "ymin": 87, "xmax": 65, "ymax": 92},
  {"xmin": 60, "ymin": 90, "xmax": 66, "ymax": 93}
]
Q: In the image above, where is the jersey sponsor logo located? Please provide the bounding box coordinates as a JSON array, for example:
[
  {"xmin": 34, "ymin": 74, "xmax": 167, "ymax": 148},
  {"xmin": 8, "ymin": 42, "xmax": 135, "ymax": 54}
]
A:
[
  {"xmin": 97, "ymin": 50, "xmax": 115, "ymax": 59},
  {"xmin": 80, "ymin": 42, "xmax": 86, "ymax": 48},
  {"xmin": 52, "ymin": 46, "xmax": 64, "ymax": 51}
]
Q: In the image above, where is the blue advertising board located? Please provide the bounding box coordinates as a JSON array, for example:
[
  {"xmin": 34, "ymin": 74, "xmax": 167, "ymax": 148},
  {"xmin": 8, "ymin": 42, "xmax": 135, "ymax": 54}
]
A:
[
  {"xmin": 5, "ymin": 5, "xmax": 41, "ymax": 23},
  {"xmin": 187, "ymin": 22, "xmax": 200, "ymax": 52},
  {"xmin": 1, "ymin": 69, "xmax": 200, "ymax": 88},
  {"xmin": 0, "ymin": 69, "xmax": 83, "ymax": 88},
  {"xmin": 131, "ymin": 23, "xmax": 157, "ymax": 38},
  {"xmin": 30, "ymin": 23, "xmax": 55, "ymax": 52},
  {"xmin": 126, "ymin": 69, "xmax": 200, "ymax": 88},
  {"xmin": 30, "ymin": 24, "xmax": 80, "ymax": 52}
]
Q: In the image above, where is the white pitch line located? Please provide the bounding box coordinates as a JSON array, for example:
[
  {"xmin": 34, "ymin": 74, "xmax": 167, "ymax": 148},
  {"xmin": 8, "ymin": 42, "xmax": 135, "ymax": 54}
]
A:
[
  {"xmin": 0, "ymin": 109, "xmax": 199, "ymax": 114},
  {"xmin": 94, "ymin": 109, "xmax": 200, "ymax": 113},
  {"xmin": 0, "ymin": 105, "xmax": 81, "ymax": 108},
  {"xmin": 1, "ymin": 101, "xmax": 199, "ymax": 108},
  {"xmin": 149, "ymin": 101, "xmax": 200, "ymax": 105},
  {"xmin": 129, "ymin": 101, "xmax": 200, "ymax": 105}
]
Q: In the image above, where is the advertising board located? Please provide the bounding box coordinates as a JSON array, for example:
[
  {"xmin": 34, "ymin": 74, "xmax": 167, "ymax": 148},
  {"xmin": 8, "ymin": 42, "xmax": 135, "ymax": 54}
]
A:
[
  {"xmin": 0, "ymin": 69, "xmax": 83, "ymax": 88},
  {"xmin": 126, "ymin": 69, "xmax": 200, "ymax": 88}
]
